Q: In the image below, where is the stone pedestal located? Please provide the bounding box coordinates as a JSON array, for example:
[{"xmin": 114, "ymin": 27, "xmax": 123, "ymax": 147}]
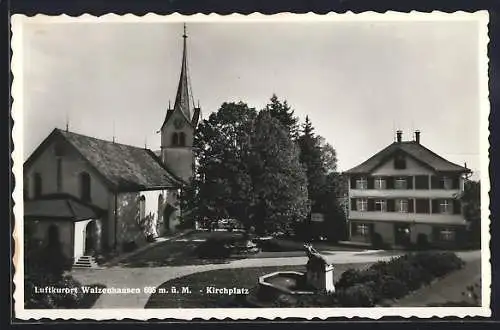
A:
[{"xmin": 306, "ymin": 264, "xmax": 335, "ymax": 293}]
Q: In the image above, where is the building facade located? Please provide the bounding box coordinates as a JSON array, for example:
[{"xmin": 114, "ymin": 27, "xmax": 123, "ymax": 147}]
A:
[
  {"xmin": 23, "ymin": 25, "xmax": 200, "ymax": 264},
  {"xmin": 345, "ymin": 130, "xmax": 471, "ymax": 248}
]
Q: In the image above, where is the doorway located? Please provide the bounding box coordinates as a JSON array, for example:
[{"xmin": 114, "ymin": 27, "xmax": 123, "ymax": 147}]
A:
[
  {"xmin": 84, "ymin": 220, "xmax": 96, "ymax": 255},
  {"xmin": 394, "ymin": 223, "xmax": 411, "ymax": 246},
  {"xmin": 163, "ymin": 204, "xmax": 176, "ymax": 233}
]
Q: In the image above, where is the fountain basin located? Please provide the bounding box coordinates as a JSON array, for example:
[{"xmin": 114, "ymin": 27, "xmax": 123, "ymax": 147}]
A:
[{"xmin": 245, "ymin": 271, "xmax": 316, "ymax": 307}]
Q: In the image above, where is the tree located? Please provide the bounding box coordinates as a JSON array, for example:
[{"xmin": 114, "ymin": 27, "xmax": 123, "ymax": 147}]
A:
[
  {"xmin": 318, "ymin": 136, "xmax": 338, "ymax": 173},
  {"xmin": 298, "ymin": 116, "xmax": 327, "ymax": 212},
  {"xmin": 189, "ymin": 102, "xmax": 257, "ymax": 229},
  {"xmin": 460, "ymin": 179, "xmax": 481, "ymax": 245},
  {"xmin": 265, "ymin": 94, "xmax": 300, "ymax": 140},
  {"xmin": 249, "ymin": 110, "xmax": 309, "ymax": 234}
]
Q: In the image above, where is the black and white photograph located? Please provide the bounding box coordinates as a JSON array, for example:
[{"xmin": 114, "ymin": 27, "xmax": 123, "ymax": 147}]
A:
[{"xmin": 11, "ymin": 12, "xmax": 490, "ymax": 319}]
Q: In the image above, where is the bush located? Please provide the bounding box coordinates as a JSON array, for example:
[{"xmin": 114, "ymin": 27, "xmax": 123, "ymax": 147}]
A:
[
  {"xmin": 334, "ymin": 252, "xmax": 465, "ymax": 306},
  {"xmin": 122, "ymin": 241, "xmax": 138, "ymax": 252},
  {"xmin": 416, "ymin": 234, "xmax": 429, "ymax": 250},
  {"xmin": 380, "ymin": 276, "xmax": 409, "ymax": 299},
  {"xmin": 336, "ymin": 284, "xmax": 375, "ymax": 307}
]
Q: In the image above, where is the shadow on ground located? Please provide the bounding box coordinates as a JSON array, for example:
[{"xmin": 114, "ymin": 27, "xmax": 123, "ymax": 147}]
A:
[
  {"xmin": 114, "ymin": 240, "xmax": 249, "ymax": 268},
  {"xmin": 145, "ymin": 263, "xmax": 370, "ymax": 308}
]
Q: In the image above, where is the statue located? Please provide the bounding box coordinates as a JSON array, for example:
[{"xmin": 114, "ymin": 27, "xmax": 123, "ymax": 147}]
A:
[{"xmin": 303, "ymin": 243, "xmax": 335, "ymax": 293}]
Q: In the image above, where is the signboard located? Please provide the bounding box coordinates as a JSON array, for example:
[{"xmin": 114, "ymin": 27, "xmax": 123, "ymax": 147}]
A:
[{"xmin": 311, "ymin": 213, "xmax": 324, "ymax": 223}]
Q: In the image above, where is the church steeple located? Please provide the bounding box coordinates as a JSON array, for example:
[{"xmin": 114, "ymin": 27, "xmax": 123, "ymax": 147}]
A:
[{"xmin": 173, "ymin": 23, "xmax": 193, "ymax": 120}]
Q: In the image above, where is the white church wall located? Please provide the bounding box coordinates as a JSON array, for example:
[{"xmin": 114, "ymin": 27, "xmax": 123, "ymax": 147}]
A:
[{"xmin": 25, "ymin": 141, "xmax": 110, "ymax": 210}]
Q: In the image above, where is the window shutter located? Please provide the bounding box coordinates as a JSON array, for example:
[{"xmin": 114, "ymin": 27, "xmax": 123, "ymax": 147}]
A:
[
  {"xmin": 453, "ymin": 200, "xmax": 461, "ymax": 214},
  {"xmin": 350, "ymin": 176, "xmax": 357, "ymax": 189},
  {"xmin": 351, "ymin": 198, "xmax": 357, "ymax": 211},
  {"xmin": 367, "ymin": 199, "xmax": 375, "ymax": 211},
  {"xmin": 386, "ymin": 177, "xmax": 394, "ymax": 189},
  {"xmin": 408, "ymin": 199, "xmax": 414, "ymax": 213},
  {"xmin": 452, "ymin": 176, "xmax": 460, "ymax": 189},
  {"xmin": 431, "ymin": 176, "xmax": 439, "ymax": 189},
  {"xmin": 387, "ymin": 199, "xmax": 395, "ymax": 212},
  {"xmin": 432, "ymin": 199, "xmax": 440, "ymax": 214},
  {"xmin": 367, "ymin": 177, "xmax": 374, "ymax": 189},
  {"xmin": 407, "ymin": 176, "xmax": 413, "ymax": 189}
]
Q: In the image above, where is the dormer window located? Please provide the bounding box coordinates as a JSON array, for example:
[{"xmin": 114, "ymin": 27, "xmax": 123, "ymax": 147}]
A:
[{"xmin": 394, "ymin": 154, "xmax": 406, "ymax": 169}]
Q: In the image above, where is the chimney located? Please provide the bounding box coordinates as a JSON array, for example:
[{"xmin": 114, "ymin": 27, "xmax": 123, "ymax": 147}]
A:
[
  {"xmin": 396, "ymin": 130, "xmax": 403, "ymax": 143},
  {"xmin": 414, "ymin": 130, "xmax": 421, "ymax": 144}
]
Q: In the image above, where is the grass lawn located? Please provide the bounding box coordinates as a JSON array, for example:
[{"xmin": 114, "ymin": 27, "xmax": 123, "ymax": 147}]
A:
[{"xmin": 145, "ymin": 263, "xmax": 371, "ymax": 308}]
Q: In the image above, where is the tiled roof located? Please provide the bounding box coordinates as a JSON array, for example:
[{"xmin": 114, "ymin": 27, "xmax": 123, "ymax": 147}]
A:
[
  {"xmin": 25, "ymin": 129, "xmax": 185, "ymax": 191},
  {"xmin": 345, "ymin": 141, "xmax": 470, "ymax": 174},
  {"xmin": 24, "ymin": 194, "xmax": 104, "ymax": 221}
]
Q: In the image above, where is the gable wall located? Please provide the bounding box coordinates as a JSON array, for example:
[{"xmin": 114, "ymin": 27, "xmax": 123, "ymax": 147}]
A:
[
  {"xmin": 24, "ymin": 140, "xmax": 111, "ymax": 210},
  {"xmin": 371, "ymin": 154, "xmax": 435, "ymax": 176}
]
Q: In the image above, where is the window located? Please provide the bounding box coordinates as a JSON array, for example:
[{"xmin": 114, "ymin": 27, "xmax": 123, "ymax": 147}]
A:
[
  {"xmin": 357, "ymin": 199, "xmax": 368, "ymax": 212},
  {"xmin": 34, "ymin": 173, "xmax": 42, "ymax": 198},
  {"xmin": 396, "ymin": 199, "xmax": 408, "ymax": 213},
  {"xmin": 158, "ymin": 194, "xmax": 164, "ymax": 222},
  {"xmin": 395, "ymin": 177, "xmax": 408, "ymax": 189},
  {"xmin": 439, "ymin": 228, "xmax": 456, "ymax": 241},
  {"xmin": 355, "ymin": 223, "xmax": 370, "ymax": 237},
  {"xmin": 56, "ymin": 158, "xmax": 62, "ymax": 192},
  {"xmin": 139, "ymin": 195, "xmax": 146, "ymax": 220},
  {"xmin": 374, "ymin": 177, "xmax": 386, "ymax": 189},
  {"xmin": 179, "ymin": 132, "xmax": 186, "ymax": 146},
  {"xmin": 80, "ymin": 172, "xmax": 91, "ymax": 202},
  {"xmin": 394, "ymin": 154, "xmax": 407, "ymax": 169},
  {"xmin": 356, "ymin": 177, "xmax": 368, "ymax": 189},
  {"xmin": 439, "ymin": 199, "xmax": 452, "ymax": 214},
  {"xmin": 171, "ymin": 133, "xmax": 179, "ymax": 146},
  {"xmin": 374, "ymin": 199, "xmax": 386, "ymax": 212},
  {"xmin": 440, "ymin": 176, "xmax": 452, "ymax": 190}
]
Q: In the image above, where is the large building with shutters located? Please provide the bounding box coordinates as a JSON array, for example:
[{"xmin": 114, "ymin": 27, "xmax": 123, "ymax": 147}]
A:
[{"xmin": 345, "ymin": 130, "xmax": 471, "ymax": 248}]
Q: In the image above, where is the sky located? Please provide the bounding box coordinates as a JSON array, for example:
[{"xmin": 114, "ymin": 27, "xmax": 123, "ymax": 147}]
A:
[{"xmin": 18, "ymin": 16, "xmax": 486, "ymax": 178}]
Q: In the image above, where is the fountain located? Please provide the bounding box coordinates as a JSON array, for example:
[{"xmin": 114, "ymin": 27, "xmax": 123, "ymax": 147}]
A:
[{"xmin": 245, "ymin": 243, "xmax": 335, "ymax": 307}]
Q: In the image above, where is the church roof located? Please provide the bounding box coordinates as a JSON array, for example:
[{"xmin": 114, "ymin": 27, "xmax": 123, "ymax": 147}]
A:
[
  {"xmin": 24, "ymin": 194, "xmax": 105, "ymax": 221},
  {"xmin": 345, "ymin": 141, "xmax": 470, "ymax": 174},
  {"xmin": 25, "ymin": 129, "xmax": 185, "ymax": 191}
]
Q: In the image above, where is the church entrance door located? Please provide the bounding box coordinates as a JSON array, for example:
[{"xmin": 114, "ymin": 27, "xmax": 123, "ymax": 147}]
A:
[
  {"xmin": 84, "ymin": 220, "xmax": 97, "ymax": 255},
  {"xmin": 163, "ymin": 204, "xmax": 175, "ymax": 233}
]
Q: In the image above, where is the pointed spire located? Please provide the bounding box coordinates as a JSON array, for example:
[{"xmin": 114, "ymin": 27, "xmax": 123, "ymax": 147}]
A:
[{"xmin": 174, "ymin": 23, "xmax": 192, "ymax": 120}]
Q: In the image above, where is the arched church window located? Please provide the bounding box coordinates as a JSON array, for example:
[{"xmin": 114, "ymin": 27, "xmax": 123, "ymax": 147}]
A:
[
  {"xmin": 139, "ymin": 195, "xmax": 146, "ymax": 220},
  {"xmin": 34, "ymin": 173, "xmax": 42, "ymax": 198},
  {"xmin": 172, "ymin": 133, "xmax": 179, "ymax": 146},
  {"xmin": 179, "ymin": 132, "xmax": 186, "ymax": 146},
  {"xmin": 80, "ymin": 172, "xmax": 91, "ymax": 202},
  {"xmin": 158, "ymin": 194, "xmax": 164, "ymax": 223}
]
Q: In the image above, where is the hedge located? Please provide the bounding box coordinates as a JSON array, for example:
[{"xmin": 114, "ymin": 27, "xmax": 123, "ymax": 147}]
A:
[{"xmin": 334, "ymin": 252, "xmax": 465, "ymax": 307}]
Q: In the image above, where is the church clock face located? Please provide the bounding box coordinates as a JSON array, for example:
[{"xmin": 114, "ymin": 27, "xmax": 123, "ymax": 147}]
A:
[{"xmin": 174, "ymin": 118, "xmax": 185, "ymax": 129}]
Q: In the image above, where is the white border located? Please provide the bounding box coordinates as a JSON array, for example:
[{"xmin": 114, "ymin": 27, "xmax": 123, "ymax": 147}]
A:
[{"xmin": 11, "ymin": 11, "xmax": 491, "ymax": 320}]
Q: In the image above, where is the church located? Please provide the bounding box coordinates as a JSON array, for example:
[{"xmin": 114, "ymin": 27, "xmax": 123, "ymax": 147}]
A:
[{"xmin": 23, "ymin": 25, "xmax": 200, "ymax": 266}]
